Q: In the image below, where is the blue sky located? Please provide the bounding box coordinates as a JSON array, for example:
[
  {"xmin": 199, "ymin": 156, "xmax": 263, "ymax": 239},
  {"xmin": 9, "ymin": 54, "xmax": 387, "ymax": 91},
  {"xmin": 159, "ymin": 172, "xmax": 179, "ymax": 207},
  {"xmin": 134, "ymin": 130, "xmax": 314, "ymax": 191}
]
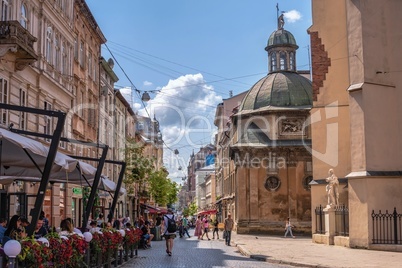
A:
[{"xmin": 86, "ymin": 0, "xmax": 312, "ymax": 183}]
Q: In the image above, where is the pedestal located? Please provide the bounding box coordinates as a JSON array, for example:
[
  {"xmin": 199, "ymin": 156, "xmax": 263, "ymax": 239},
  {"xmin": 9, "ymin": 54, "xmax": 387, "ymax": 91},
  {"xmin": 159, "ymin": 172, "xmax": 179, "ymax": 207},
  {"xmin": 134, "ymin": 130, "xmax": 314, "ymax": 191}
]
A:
[{"xmin": 324, "ymin": 206, "xmax": 336, "ymax": 245}]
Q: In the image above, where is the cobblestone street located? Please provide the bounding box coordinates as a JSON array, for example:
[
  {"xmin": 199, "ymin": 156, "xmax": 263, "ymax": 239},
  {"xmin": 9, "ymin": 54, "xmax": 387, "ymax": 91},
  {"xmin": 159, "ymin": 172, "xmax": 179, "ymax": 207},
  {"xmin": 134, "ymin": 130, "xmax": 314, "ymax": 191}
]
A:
[{"xmin": 121, "ymin": 230, "xmax": 290, "ymax": 268}]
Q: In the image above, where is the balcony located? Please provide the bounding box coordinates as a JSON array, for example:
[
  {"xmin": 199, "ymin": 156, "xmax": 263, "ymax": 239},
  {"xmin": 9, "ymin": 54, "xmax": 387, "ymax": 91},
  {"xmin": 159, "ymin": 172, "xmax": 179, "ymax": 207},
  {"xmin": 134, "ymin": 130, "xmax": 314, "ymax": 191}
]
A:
[{"xmin": 0, "ymin": 21, "xmax": 38, "ymax": 71}]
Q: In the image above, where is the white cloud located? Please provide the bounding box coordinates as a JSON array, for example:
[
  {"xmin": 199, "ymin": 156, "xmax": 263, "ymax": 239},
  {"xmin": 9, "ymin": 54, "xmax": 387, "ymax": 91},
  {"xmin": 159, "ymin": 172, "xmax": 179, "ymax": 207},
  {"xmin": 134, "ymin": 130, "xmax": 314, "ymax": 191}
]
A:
[
  {"xmin": 284, "ymin": 10, "xmax": 302, "ymax": 23},
  {"xmin": 143, "ymin": 80, "xmax": 153, "ymax": 86},
  {"xmin": 136, "ymin": 73, "xmax": 223, "ymax": 177}
]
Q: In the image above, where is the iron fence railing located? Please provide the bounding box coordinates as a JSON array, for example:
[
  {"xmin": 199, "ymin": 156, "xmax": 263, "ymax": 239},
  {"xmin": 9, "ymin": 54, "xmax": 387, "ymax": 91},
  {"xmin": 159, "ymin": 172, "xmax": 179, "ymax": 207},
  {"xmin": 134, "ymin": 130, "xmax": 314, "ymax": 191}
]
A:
[
  {"xmin": 335, "ymin": 204, "xmax": 349, "ymax": 236},
  {"xmin": 372, "ymin": 207, "xmax": 402, "ymax": 244},
  {"xmin": 315, "ymin": 205, "xmax": 325, "ymax": 234}
]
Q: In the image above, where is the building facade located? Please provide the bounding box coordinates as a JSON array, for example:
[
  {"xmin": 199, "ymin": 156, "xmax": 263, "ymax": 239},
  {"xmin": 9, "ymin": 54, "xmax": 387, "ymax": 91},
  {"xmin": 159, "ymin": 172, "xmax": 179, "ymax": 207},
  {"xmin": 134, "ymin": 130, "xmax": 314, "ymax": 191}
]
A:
[
  {"xmin": 229, "ymin": 17, "xmax": 313, "ymax": 234},
  {"xmin": 309, "ymin": 0, "xmax": 402, "ymax": 250}
]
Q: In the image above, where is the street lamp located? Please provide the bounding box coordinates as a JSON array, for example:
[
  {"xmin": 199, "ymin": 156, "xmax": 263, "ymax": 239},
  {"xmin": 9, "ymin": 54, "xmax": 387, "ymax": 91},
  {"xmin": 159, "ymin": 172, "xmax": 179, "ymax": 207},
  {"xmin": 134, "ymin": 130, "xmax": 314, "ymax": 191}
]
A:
[
  {"xmin": 141, "ymin": 91, "xmax": 151, "ymax": 102},
  {"xmin": 4, "ymin": 240, "xmax": 21, "ymax": 268}
]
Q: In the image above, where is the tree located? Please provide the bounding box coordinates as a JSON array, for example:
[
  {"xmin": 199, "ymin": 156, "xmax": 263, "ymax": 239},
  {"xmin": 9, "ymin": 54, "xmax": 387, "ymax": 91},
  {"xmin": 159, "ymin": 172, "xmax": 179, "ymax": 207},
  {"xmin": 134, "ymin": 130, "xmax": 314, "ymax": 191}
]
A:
[
  {"xmin": 124, "ymin": 138, "xmax": 155, "ymax": 195},
  {"xmin": 188, "ymin": 201, "xmax": 198, "ymax": 216},
  {"xmin": 124, "ymin": 138, "xmax": 179, "ymax": 206}
]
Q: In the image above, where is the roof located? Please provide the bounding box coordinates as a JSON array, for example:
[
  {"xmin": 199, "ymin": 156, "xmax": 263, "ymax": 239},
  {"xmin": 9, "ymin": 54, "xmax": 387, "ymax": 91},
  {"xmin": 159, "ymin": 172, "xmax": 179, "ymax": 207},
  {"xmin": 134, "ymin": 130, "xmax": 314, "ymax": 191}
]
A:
[
  {"xmin": 239, "ymin": 72, "xmax": 312, "ymax": 112},
  {"xmin": 267, "ymin": 29, "xmax": 298, "ymax": 48}
]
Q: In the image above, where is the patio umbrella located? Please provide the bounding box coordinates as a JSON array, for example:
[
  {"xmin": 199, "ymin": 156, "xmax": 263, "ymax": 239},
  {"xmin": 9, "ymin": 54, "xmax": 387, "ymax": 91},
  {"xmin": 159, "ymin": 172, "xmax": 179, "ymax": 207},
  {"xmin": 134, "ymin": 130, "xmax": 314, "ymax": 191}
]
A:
[{"xmin": 0, "ymin": 128, "xmax": 77, "ymax": 176}]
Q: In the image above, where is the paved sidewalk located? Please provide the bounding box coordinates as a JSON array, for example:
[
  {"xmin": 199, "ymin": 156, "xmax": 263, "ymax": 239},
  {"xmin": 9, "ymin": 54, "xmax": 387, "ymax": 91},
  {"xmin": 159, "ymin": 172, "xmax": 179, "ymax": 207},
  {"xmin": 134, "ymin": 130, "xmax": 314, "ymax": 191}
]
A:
[{"xmin": 231, "ymin": 233, "xmax": 402, "ymax": 268}]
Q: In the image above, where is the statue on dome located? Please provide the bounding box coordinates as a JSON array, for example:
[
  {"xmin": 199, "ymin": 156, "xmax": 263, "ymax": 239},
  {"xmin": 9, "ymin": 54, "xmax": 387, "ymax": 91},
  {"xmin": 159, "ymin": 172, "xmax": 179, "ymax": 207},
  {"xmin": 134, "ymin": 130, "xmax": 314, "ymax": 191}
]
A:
[{"xmin": 278, "ymin": 14, "xmax": 285, "ymax": 30}]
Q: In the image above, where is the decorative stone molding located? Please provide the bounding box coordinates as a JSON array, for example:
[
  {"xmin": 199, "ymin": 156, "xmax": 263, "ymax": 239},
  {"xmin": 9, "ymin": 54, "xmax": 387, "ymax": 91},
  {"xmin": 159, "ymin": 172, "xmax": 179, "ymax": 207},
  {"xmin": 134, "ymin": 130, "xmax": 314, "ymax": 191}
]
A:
[{"xmin": 279, "ymin": 117, "xmax": 305, "ymax": 135}]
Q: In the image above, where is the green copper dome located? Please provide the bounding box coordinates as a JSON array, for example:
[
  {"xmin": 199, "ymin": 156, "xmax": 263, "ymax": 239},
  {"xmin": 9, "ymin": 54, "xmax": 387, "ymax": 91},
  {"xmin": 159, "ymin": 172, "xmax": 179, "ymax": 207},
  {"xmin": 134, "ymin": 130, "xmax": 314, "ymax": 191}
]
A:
[
  {"xmin": 267, "ymin": 29, "xmax": 298, "ymax": 48},
  {"xmin": 239, "ymin": 72, "xmax": 312, "ymax": 111}
]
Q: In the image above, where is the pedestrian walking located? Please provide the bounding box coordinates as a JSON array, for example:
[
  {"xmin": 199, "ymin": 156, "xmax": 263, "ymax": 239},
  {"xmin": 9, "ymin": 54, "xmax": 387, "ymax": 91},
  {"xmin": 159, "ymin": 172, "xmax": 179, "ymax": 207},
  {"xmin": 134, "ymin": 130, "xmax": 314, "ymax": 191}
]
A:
[
  {"xmin": 224, "ymin": 213, "xmax": 234, "ymax": 246},
  {"xmin": 194, "ymin": 215, "xmax": 203, "ymax": 239},
  {"xmin": 212, "ymin": 218, "xmax": 219, "ymax": 239},
  {"xmin": 284, "ymin": 217, "xmax": 295, "ymax": 238},
  {"xmin": 181, "ymin": 217, "xmax": 191, "ymax": 238},
  {"xmin": 163, "ymin": 208, "xmax": 177, "ymax": 256},
  {"xmin": 201, "ymin": 216, "xmax": 211, "ymax": 240}
]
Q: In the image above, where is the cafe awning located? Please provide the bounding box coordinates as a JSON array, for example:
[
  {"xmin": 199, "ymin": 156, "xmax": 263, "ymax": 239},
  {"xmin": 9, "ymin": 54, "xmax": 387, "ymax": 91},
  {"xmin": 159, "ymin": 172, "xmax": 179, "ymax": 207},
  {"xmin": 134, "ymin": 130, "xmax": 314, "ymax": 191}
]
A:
[
  {"xmin": 0, "ymin": 127, "xmax": 77, "ymax": 176},
  {"xmin": 198, "ymin": 209, "xmax": 217, "ymax": 215}
]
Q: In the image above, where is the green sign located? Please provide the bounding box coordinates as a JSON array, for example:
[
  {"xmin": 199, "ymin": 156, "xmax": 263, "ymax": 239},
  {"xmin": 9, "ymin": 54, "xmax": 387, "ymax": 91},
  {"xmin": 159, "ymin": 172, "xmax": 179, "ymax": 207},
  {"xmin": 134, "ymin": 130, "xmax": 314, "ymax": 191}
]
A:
[{"xmin": 72, "ymin": 188, "xmax": 82, "ymax": 195}]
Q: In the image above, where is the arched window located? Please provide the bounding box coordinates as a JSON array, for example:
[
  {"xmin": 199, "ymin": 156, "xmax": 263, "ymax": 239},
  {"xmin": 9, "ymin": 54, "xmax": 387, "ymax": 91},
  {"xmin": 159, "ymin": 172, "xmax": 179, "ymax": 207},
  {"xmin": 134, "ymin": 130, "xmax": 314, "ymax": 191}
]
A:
[
  {"xmin": 20, "ymin": 3, "xmax": 28, "ymax": 29},
  {"xmin": 1, "ymin": 0, "xmax": 11, "ymax": 21},
  {"xmin": 280, "ymin": 52, "xmax": 287, "ymax": 70},
  {"xmin": 270, "ymin": 52, "xmax": 277, "ymax": 72},
  {"xmin": 46, "ymin": 27, "xmax": 53, "ymax": 64},
  {"xmin": 289, "ymin": 52, "xmax": 295, "ymax": 71}
]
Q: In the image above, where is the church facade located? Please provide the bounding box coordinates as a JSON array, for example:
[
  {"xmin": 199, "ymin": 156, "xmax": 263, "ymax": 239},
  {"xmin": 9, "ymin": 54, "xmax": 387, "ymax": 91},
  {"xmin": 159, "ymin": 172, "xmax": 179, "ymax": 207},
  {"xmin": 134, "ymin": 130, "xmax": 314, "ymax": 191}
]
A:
[{"xmin": 229, "ymin": 17, "xmax": 313, "ymax": 234}]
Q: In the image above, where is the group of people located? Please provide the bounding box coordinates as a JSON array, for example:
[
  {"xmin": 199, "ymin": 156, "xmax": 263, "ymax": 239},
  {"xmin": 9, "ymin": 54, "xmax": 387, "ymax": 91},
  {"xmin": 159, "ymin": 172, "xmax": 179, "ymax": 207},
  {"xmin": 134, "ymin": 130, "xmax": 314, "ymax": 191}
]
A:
[
  {"xmin": 193, "ymin": 214, "xmax": 234, "ymax": 246},
  {"xmin": 0, "ymin": 211, "xmax": 50, "ymax": 245}
]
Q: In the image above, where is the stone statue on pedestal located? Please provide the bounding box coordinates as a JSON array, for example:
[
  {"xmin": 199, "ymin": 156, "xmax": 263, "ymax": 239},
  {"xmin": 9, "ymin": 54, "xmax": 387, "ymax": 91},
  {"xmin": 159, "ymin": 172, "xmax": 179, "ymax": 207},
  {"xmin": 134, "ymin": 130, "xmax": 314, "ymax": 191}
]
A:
[{"xmin": 326, "ymin": 169, "xmax": 339, "ymax": 207}]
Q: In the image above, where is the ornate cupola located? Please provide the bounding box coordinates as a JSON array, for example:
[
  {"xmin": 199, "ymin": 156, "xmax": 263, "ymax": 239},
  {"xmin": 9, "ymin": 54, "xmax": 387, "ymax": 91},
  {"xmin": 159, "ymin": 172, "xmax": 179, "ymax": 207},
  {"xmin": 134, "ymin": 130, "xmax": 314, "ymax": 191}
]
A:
[{"xmin": 265, "ymin": 14, "xmax": 299, "ymax": 73}]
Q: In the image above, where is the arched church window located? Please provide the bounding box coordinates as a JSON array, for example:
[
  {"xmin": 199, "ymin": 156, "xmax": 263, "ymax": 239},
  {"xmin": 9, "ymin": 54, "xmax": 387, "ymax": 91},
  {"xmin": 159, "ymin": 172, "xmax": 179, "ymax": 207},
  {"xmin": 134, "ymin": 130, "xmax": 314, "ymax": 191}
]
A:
[
  {"xmin": 271, "ymin": 52, "xmax": 277, "ymax": 72},
  {"xmin": 280, "ymin": 52, "xmax": 287, "ymax": 70},
  {"xmin": 265, "ymin": 176, "xmax": 281, "ymax": 191},
  {"xmin": 289, "ymin": 52, "xmax": 295, "ymax": 71}
]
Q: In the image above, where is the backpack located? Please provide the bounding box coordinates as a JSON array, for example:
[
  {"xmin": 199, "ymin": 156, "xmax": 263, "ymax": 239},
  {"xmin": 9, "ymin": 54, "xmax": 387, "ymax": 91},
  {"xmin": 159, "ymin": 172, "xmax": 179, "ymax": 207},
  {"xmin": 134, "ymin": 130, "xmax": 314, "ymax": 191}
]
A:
[{"xmin": 165, "ymin": 215, "xmax": 177, "ymax": 233}]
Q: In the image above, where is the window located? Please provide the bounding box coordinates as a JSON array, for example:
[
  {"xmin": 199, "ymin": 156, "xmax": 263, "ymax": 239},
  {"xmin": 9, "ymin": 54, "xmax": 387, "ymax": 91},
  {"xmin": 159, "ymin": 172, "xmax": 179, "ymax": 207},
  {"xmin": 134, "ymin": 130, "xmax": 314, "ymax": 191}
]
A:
[
  {"xmin": 79, "ymin": 91, "xmax": 84, "ymax": 117},
  {"xmin": 61, "ymin": 42, "xmax": 67, "ymax": 75},
  {"xmin": 265, "ymin": 176, "xmax": 281, "ymax": 191},
  {"xmin": 0, "ymin": 78, "xmax": 8, "ymax": 125},
  {"xmin": 88, "ymin": 52, "xmax": 92, "ymax": 78},
  {"xmin": 1, "ymin": 0, "xmax": 11, "ymax": 21},
  {"xmin": 19, "ymin": 89, "xmax": 27, "ymax": 130},
  {"xmin": 80, "ymin": 41, "xmax": 85, "ymax": 68},
  {"xmin": 74, "ymin": 39, "xmax": 78, "ymax": 60},
  {"xmin": 93, "ymin": 57, "xmax": 97, "ymax": 80},
  {"xmin": 280, "ymin": 52, "xmax": 287, "ymax": 70},
  {"xmin": 20, "ymin": 4, "xmax": 28, "ymax": 29},
  {"xmin": 289, "ymin": 52, "xmax": 295, "ymax": 71},
  {"xmin": 55, "ymin": 35, "xmax": 60, "ymax": 71},
  {"xmin": 270, "ymin": 52, "xmax": 276, "ymax": 72},
  {"xmin": 46, "ymin": 27, "xmax": 53, "ymax": 64},
  {"xmin": 303, "ymin": 176, "xmax": 313, "ymax": 190},
  {"xmin": 44, "ymin": 101, "xmax": 53, "ymax": 142}
]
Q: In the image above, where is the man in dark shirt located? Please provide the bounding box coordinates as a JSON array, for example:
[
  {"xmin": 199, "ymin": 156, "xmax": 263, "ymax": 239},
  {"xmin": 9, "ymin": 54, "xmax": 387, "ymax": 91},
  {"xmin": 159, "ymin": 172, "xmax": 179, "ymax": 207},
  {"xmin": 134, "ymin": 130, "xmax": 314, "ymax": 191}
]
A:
[
  {"xmin": 155, "ymin": 214, "xmax": 162, "ymax": 226},
  {"xmin": 34, "ymin": 216, "xmax": 48, "ymax": 239}
]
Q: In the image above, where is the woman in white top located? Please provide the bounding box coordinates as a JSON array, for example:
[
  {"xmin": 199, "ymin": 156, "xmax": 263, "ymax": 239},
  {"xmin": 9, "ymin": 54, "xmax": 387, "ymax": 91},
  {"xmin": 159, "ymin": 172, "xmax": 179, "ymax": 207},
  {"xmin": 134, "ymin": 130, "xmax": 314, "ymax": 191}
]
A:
[{"xmin": 284, "ymin": 217, "xmax": 295, "ymax": 238}]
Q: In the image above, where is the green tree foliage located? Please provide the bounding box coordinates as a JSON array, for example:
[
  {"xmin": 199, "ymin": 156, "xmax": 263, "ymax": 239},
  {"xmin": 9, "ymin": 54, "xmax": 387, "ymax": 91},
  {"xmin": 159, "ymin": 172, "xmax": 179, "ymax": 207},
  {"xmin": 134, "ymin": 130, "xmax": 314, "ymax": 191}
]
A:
[
  {"xmin": 188, "ymin": 201, "xmax": 198, "ymax": 216},
  {"xmin": 124, "ymin": 138, "xmax": 154, "ymax": 195},
  {"xmin": 124, "ymin": 138, "xmax": 179, "ymax": 205}
]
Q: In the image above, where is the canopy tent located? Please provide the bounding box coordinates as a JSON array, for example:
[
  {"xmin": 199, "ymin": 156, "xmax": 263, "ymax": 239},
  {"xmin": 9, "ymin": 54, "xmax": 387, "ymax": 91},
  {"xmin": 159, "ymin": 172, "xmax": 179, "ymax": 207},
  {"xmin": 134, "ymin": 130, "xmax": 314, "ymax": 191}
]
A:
[
  {"xmin": 140, "ymin": 203, "xmax": 160, "ymax": 214},
  {"xmin": 198, "ymin": 209, "xmax": 217, "ymax": 215},
  {"xmin": 0, "ymin": 127, "xmax": 77, "ymax": 176},
  {"xmin": 99, "ymin": 176, "xmax": 126, "ymax": 196}
]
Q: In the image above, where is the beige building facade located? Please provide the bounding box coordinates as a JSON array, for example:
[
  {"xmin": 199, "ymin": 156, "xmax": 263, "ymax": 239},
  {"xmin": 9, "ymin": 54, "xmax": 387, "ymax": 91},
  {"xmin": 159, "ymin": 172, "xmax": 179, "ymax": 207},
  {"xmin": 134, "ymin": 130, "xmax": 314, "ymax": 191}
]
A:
[
  {"xmin": 228, "ymin": 18, "xmax": 313, "ymax": 234},
  {"xmin": 309, "ymin": 0, "xmax": 402, "ymax": 250}
]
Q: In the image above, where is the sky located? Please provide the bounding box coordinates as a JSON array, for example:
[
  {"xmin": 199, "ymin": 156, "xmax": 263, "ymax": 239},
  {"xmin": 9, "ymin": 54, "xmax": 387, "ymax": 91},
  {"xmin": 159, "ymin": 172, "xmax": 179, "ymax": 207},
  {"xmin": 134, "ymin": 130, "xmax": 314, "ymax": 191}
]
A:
[{"xmin": 85, "ymin": 0, "xmax": 313, "ymax": 184}]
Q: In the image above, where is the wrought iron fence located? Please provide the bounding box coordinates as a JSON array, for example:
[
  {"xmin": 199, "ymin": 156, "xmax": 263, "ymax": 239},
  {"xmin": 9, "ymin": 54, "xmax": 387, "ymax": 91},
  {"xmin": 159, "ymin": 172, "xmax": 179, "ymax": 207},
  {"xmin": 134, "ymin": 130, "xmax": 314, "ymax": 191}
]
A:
[
  {"xmin": 315, "ymin": 205, "xmax": 325, "ymax": 234},
  {"xmin": 335, "ymin": 204, "xmax": 349, "ymax": 236},
  {"xmin": 372, "ymin": 207, "xmax": 402, "ymax": 244}
]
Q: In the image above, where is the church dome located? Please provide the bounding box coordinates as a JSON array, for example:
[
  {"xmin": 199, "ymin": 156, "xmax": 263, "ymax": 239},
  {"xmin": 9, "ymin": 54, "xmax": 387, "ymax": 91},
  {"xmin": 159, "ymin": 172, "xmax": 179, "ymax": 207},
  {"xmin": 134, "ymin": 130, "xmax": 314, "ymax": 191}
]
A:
[
  {"xmin": 267, "ymin": 29, "xmax": 298, "ymax": 48},
  {"xmin": 239, "ymin": 72, "xmax": 312, "ymax": 111}
]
